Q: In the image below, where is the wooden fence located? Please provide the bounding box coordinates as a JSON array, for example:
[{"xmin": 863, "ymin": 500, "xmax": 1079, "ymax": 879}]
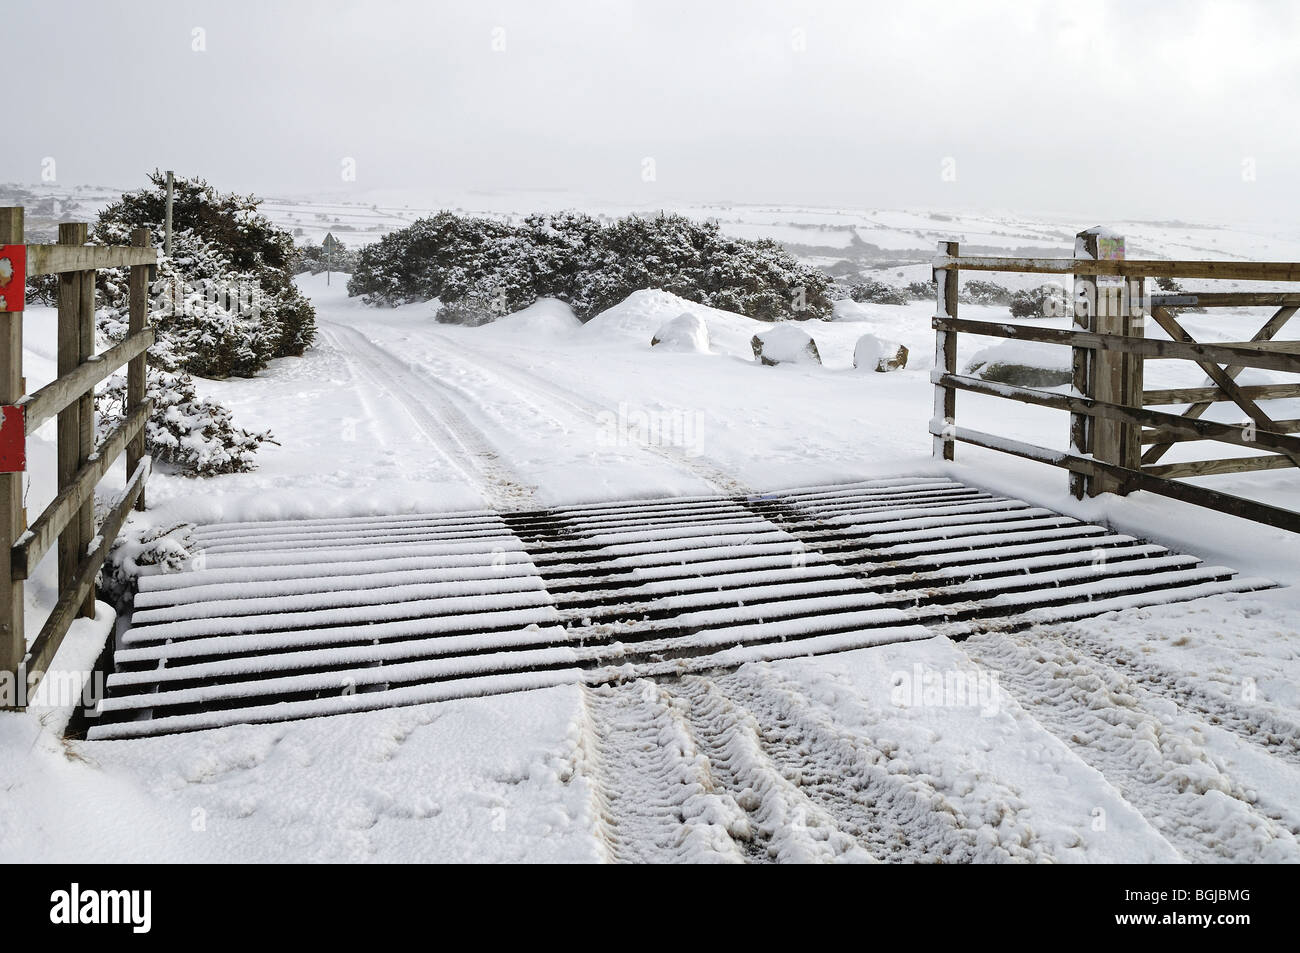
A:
[
  {"xmin": 931, "ymin": 228, "xmax": 1300, "ymax": 534},
  {"xmin": 0, "ymin": 207, "xmax": 155, "ymax": 707}
]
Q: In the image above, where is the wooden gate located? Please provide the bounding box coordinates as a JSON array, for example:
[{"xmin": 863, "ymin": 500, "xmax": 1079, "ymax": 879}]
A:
[
  {"xmin": 931, "ymin": 228, "xmax": 1300, "ymax": 534},
  {"xmin": 0, "ymin": 208, "xmax": 156, "ymax": 707}
]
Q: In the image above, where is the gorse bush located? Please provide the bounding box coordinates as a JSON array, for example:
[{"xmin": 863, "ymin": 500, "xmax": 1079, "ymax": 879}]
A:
[
  {"xmin": 95, "ymin": 369, "xmax": 274, "ymax": 477},
  {"xmin": 348, "ymin": 211, "xmax": 835, "ymax": 323},
  {"xmin": 94, "ymin": 171, "xmax": 316, "ymax": 364},
  {"xmin": 88, "ymin": 172, "xmax": 307, "ymax": 475},
  {"xmin": 847, "ymin": 278, "xmax": 910, "ymax": 306},
  {"xmin": 1008, "ymin": 283, "xmax": 1069, "ymax": 318},
  {"xmin": 294, "ymin": 238, "xmax": 361, "ymax": 276}
]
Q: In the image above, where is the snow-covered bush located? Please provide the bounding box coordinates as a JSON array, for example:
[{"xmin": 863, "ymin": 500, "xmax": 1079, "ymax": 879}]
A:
[
  {"xmin": 1008, "ymin": 283, "xmax": 1069, "ymax": 319},
  {"xmin": 93, "ymin": 171, "xmax": 316, "ymax": 365},
  {"xmin": 100, "ymin": 521, "xmax": 199, "ymax": 605},
  {"xmin": 293, "ymin": 239, "xmax": 360, "ymax": 276},
  {"xmin": 95, "ymin": 368, "xmax": 274, "ymax": 477},
  {"xmin": 847, "ymin": 279, "xmax": 910, "ymax": 306},
  {"xmin": 349, "ymin": 211, "xmax": 834, "ymax": 324},
  {"xmin": 962, "ymin": 280, "xmax": 1012, "ymax": 306}
]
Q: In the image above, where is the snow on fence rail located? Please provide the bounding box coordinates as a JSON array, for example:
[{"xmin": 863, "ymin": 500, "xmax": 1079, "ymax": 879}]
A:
[
  {"xmin": 931, "ymin": 229, "xmax": 1300, "ymax": 534},
  {"xmin": 0, "ymin": 208, "xmax": 157, "ymax": 705}
]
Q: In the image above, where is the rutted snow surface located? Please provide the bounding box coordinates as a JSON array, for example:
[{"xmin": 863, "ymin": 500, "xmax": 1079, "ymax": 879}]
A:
[{"xmin": 9, "ymin": 273, "xmax": 1300, "ymax": 863}]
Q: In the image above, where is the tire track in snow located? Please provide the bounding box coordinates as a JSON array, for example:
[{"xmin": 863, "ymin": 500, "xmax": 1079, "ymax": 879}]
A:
[
  {"xmin": 582, "ymin": 670, "xmax": 1066, "ymax": 863},
  {"xmin": 1048, "ymin": 623, "xmax": 1300, "ymax": 768},
  {"xmin": 422, "ymin": 330, "xmax": 754, "ymax": 498},
  {"xmin": 964, "ymin": 627, "xmax": 1300, "ymax": 862},
  {"xmin": 323, "ymin": 321, "xmax": 540, "ymax": 511},
  {"xmin": 676, "ymin": 668, "xmax": 1058, "ymax": 863},
  {"xmin": 579, "ymin": 681, "xmax": 751, "ymax": 863}
]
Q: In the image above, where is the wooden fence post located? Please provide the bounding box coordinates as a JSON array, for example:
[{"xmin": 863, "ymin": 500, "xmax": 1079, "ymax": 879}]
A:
[
  {"xmin": 1121, "ymin": 273, "xmax": 1145, "ymax": 475},
  {"xmin": 127, "ymin": 228, "xmax": 150, "ymax": 511},
  {"xmin": 56, "ymin": 223, "xmax": 88, "ymax": 618},
  {"xmin": 0, "ymin": 208, "xmax": 24, "ymax": 691},
  {"xmin": 1071, "ymin": 230, "xmax": 1098, "ymax": 498},
  {"xmin": 76, "ymin": 235, "xmax": 97, "ymax": 618},
  {"xmin": 933, "ymin": 241, "xmax": 959, "ymax": 461}
]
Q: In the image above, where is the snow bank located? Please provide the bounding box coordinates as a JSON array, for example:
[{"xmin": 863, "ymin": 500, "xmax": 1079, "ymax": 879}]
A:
[{"xmin": 483, "ymin": 297, "xmax": 582, "ymax": 338}]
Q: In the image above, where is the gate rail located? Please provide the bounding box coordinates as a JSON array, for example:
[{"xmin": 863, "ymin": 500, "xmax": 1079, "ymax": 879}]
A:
[
  {"xmin": 1, "ymin": 207, "xmax": 156, "ymax": 706},
  {"xmin": 931, "ymin": 228, "xmax": 1300, "ymax": 535}
]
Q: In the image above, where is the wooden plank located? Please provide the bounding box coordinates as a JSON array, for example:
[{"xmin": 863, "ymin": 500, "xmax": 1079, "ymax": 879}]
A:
[
  {"xmin": 1143, "ymin": 419, "xmax": 1300, "ymax": 444},
  {"xmin": 1171, "ymin": 293, "xmax": 1300, "ymax": 308},
  {"xmin": 0, "ymin": 209, "xmax": 23, "ymax": 684},
  {"xmin": 932, "ymin": 317, "xmax": 1300, "ymax": 375},
  {"xmin": 12, "ymin": 403, "xmax": 150, "ymax": 581},
  {"xmin": 76, "ymin": 247, "xmax": 96, "ymax": 619},
  {"xmin": 1070, "ymin": 231, "xmax": 1097, "ymax": 499},
  {"xmin": 20, "ymin": 460, "xmax": 149, "ymax": 696},
  {"xmin": 1145, "ymin": 456, "xmax": 1297, "ymax": 479},
  {"xmin": 19, "ymin": 327, "xmax": 154, "ymax": 432},
  {"xmin": 25, "ymin": 243, "xmax": 157, "ymax": 275},
  {"xmin": 55, "ymin": 223, "xmax": 86, "ymax": 626},
  {"xmin": 932, "ymin": 241, "xmax": 958, "ymax": 462},
  {"xmin": 1142, "ymin": 305, "xmax": 1295, "ymax": 466},
  {"xmin": 128, "ymin": 228, "xmax": 150, "ymax": 512},
  {"xmin": 937, "ymin": 254, "xmax": 1300, "ymax": 282},
  {"xmin": 931, "ymin": 422, "xmax": 1300, "ymax": 535},
  {"xmin": 936, "ymin": 373, "xmax": 1300, "ymax": 458},
  {"xmin": 1144, "ymin": 306, "xmax": 1300, "ymax": 470},
  {"xmin": 1122, "ymin": 276, "xmax": 1145, "ymax": 471},
  {"xmin": 1084, "ymin": 231, "xmax": 1128, "ymax": 496},
  {"xmin": 1143, "ymin": 382, "xmax": 1300, "ymax": 405}
]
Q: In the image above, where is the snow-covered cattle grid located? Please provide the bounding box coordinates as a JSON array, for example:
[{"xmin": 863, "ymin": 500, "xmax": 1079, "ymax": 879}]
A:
[{"xmin": 88, "ymin": 476, "xmax": 1272, "ymax": 740}]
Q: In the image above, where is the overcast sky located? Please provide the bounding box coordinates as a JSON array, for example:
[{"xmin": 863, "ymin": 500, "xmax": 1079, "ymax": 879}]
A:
[{"xmin": 10, "ymin": 0, "xmax": 1298, "ymax": 221}]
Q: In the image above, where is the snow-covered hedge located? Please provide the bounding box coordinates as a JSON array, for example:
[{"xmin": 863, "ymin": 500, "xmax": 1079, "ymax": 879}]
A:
[
  {"xmin": 94, "ymin": 171, "xmax": 317, "ymax": 370},
  {"xmin": 348, "ymin": 211, "xmax": 835, "ymax": 324}
]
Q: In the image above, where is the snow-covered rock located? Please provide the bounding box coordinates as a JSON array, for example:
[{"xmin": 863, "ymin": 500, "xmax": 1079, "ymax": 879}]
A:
[
  {"xmin": 965, "ymin": 339, "xmax": 1071, "ymax": 387},
  {"xmin": 751, "ymin": 324, "xmax": 822, "ymax": 366},
  {"xmin": 852, "ymin": 333, "xmax": 909, "ymax": 373},
  {"xmin": 650, "ymin": 312, "xmax": 710, "ymax": 353}
]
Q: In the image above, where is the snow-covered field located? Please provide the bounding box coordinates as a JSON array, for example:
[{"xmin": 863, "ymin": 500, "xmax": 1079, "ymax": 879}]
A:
[{"xmin": 4, "ymin": 200, "xmax": 1300, "ymax": 862}]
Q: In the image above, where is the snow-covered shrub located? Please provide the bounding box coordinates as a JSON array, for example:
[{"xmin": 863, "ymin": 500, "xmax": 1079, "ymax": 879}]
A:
[
  {"xmin": 349, "ymin": 211, "xmax": 834, "ymax": 324},
  {"xmin": 349, "ymin": 212, "xmax": 513, "ymax": 308},
  {"xmin": 962, "ymin": 280, "xmax": 1012, "ymax": 306},
  {"xmin": 93, "ymin": 171, "xmax": 316, "ymax": 364},
  {"xmin": 293, "ymin": 239, "xmax": 360, "ymax": 276},
  {"xmin": 1008, "ymin": 284, "xmax": 1069, "ymax": 319},
  {"xmin": 906, "ymin": 280, "xmax": 936, "ymax": 300},
  {"xmin": 847, "ymin": 279, "xmax": 910, "ymax": 306},
  {"xmin": 100, "ymin": 521, "xmax": 199, "ymax": 605},
  {"xmin": 95, "ymin": 368, "xmax": 274, "ymax": 477}
]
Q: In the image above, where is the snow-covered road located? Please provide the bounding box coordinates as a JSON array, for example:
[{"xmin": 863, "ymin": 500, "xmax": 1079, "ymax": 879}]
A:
[{"xmin": 7, "ymin": 274, "xmax": 1300, "ymax": 863}]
